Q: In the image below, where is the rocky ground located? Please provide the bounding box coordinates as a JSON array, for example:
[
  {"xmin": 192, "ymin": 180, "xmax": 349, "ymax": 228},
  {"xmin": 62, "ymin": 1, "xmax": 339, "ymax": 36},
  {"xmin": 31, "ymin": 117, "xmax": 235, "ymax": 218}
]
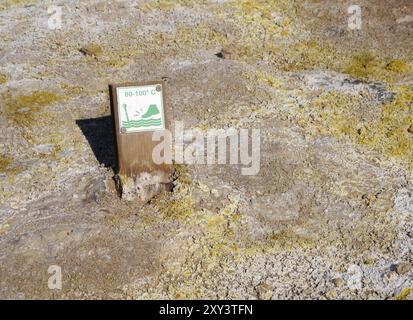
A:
[{"xmin": 0, "ymin": 0, "xmax": 412, "ymax": 299}]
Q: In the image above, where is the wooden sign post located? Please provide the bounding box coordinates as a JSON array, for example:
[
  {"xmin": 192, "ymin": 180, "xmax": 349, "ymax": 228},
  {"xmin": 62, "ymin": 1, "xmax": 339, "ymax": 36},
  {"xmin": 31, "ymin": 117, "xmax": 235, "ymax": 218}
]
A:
[{"xmin": 109, "ymin": 80, "xmax": 173, "ymax": 202}]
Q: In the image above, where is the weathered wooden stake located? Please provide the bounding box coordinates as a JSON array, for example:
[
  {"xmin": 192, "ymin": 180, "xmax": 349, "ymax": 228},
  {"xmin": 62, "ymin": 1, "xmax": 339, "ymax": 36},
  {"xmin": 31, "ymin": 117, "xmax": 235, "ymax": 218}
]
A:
[{"xmin": 109, "ymin": 80, "xmax": 173, "ymax": 202}]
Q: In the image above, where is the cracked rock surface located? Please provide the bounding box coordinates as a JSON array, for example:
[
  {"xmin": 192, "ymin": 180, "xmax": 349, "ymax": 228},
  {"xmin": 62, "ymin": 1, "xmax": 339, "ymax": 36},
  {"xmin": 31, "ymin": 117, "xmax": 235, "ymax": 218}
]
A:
[{"xmin": 0, "ymin": 0, "xmax": 412, "ymax": 299}]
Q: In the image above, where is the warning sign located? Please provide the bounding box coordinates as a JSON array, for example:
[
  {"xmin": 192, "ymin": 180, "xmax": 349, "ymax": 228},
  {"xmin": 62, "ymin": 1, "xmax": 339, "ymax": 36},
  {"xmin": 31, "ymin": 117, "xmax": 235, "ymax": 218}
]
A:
[{"xmin": 116, "ymin": 84, "xmax": 165, "ymax": 134}]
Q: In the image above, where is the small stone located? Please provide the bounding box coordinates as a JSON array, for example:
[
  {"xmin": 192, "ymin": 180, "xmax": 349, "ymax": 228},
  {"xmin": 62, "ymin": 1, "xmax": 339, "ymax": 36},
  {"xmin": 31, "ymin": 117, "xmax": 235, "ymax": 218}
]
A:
[
  {"xmin": 396, "ymin": 15, "xmax": 413, "ymax": 24},
  {"xmin": 0, "ymin": 223, "xmax": 10, "ymax": 233},
  {"xmin": 326, "ymin": 289, "xmax": 337, "ymax": 299},
  {"xmin": 211, "ymin": 189, "xmax": 219, "ymax": 197},
  {"xmin": 196, "ymin": 181, "xmax": 210, "ymax": 193},
  {"xmin": 332, "ymin": 278, "xmax": 344, "ymax": 287},
  {"xmin": 395, "ymin": 262, "xmax": 412, "ymax": 275},
  {"xmin": 385, "ymin": 270, "xmax": 399, "ymax": 283},
  {"xmin": 407, "ymin": 125, "xmax": 413, "ymax": 134},
  {"xmin": 215, "ymin": 47, "xmax": 232, "ymax": 59},
  {"xmin": 215, "ymin": 50, "xmax": 225, "ymax": 59},
  {"xmin": 255, "ymin": 282, "xmax": 273, "ymax": 300},
  {"xmin": 10, "ymin": 202, "xmax": 19, "ymax": 210}
]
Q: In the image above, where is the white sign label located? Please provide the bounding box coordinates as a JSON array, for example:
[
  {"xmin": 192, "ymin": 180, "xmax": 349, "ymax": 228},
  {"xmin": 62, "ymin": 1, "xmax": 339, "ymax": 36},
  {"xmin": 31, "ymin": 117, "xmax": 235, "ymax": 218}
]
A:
[{"xmin": 116, "ymin": 84, "xmax": 165, "ymax": 134}]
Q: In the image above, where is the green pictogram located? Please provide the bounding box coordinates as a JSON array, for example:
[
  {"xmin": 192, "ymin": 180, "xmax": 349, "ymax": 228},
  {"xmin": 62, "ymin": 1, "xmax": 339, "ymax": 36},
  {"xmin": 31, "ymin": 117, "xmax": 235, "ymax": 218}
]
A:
[
  {"xmin": 141, "ymin": 104, "xmax": 160, "ymax": 118},
  {"xmin": 117, "ymin": 84, "xmax": 165, "ymax": 133},
  {"xmin": 122, "ymin": 103, "xmax": 162, "ymax": 129}
]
